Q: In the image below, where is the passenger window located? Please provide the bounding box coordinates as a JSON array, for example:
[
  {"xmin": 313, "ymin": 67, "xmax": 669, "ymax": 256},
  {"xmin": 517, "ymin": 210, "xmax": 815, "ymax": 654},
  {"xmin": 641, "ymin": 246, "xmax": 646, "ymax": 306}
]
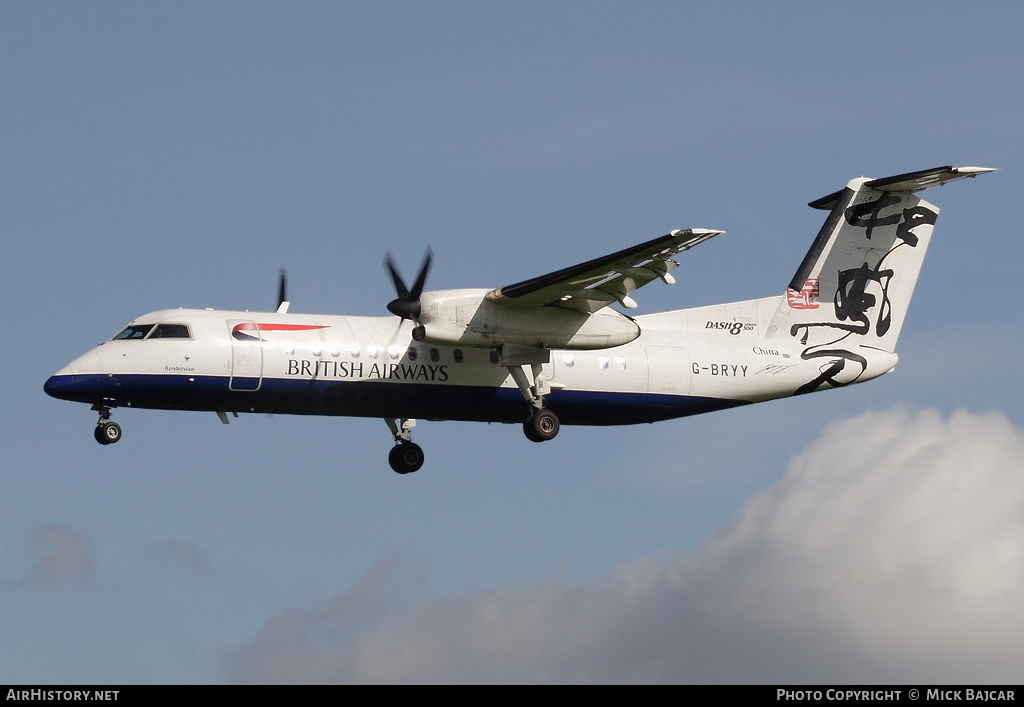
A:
[
  {"xmin": 453, "ymin": 349, "xmax": 464, "ymax": 363},
  {"xmin": 430, "ymin": 348, "xmax": 439, "ymax": 362},
  {"xmin": 112, "ymin": 324, "xmax": 154, "ymax": 340},
  {"xmin": 149, "ymin": 324, "xmax": 192, "ymax": 339},
  {"xmin": 407, "ymin": 347, "xmax": 418, "ymax": 361}
]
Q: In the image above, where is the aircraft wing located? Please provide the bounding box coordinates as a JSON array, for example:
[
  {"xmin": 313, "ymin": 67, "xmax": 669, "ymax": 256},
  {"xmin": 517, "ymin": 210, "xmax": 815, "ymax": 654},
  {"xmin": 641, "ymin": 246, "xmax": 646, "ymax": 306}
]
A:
[{"xmin": 486, "ymin": 229, "xmax": 723, "ymax": 313}]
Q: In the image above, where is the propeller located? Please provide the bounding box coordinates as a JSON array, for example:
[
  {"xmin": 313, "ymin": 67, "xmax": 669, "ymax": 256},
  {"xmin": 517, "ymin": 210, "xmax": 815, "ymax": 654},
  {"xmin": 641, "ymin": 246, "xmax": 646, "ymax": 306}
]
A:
[
  {"xmin": 385, "ymin": 248, "xmax": 432, "ymax": 321},
  {"xmin": 276, "ymin": 268, "xmax": 289, "ymax": 314}
]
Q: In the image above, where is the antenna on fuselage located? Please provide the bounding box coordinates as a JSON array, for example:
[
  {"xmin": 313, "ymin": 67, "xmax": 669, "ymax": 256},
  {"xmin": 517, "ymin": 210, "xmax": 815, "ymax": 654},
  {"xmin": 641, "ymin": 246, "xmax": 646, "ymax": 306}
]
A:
[{"xmin": 276, "ymin": 268, "xmax": 290, "ymax": 314}]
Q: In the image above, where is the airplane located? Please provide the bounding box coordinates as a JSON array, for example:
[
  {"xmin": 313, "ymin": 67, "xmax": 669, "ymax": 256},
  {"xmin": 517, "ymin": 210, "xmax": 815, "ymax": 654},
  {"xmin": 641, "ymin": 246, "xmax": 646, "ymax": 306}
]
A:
[{"xmin": 44, "ymin": 166, "xmax": 994, "ymax": 474}]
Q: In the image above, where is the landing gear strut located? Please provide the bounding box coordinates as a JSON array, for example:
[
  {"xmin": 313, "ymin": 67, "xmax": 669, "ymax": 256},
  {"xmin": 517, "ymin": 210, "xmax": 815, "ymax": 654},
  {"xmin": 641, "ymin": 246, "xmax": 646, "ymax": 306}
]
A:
[
  {"xmin": 507, "ymin": 363, "xmax": 560, "ymax": 443},
  {"xmin": 92, "ymin": 405, "xmax": 121, "ymax": 445},
  {"xmin": 385, "ymin": 417, "xmax": 424, "ymax": 474}
]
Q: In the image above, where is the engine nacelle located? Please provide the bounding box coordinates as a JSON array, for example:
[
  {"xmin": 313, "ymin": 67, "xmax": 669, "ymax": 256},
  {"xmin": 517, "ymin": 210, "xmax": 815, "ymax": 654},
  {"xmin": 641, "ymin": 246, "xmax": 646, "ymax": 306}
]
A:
[{"xmin": 413, "ymin": 289, "xmax": 641, "ymax": 350}]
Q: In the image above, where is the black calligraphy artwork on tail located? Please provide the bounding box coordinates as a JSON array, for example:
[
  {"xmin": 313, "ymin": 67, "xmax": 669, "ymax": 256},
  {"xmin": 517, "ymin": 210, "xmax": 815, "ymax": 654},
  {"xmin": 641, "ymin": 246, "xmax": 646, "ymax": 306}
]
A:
[{"xmin": 791, "ymin": 201, "xmax": 937, "ymax": 395}]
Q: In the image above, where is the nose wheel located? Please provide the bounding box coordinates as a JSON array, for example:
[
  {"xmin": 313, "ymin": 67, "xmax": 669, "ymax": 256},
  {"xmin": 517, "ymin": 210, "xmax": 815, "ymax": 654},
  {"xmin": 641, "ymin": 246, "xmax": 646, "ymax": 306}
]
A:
[
  {"xmin": 94, "ymin": 421, "xmax": 122, "ymax": 445},
  {"xmin": 92, "ymin": 405, "xmax": 121, "ymax": 445}
]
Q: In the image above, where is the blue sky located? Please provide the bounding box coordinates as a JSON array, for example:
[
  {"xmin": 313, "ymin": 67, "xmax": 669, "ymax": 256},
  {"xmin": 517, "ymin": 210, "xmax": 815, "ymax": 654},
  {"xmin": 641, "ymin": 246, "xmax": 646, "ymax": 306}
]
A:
[{"xmin": 3, "ymin": 2, "xmax": 1023, "ymax": 683}]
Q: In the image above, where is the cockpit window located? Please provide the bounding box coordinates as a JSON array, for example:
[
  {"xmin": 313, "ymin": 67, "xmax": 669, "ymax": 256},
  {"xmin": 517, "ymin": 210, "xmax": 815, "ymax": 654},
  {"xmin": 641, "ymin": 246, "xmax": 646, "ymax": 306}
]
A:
[
  {"xmin": 112, "ymin": 324, "xmax": 155, "ymax": 340},
  {"xmin": 149, "ymin": 323, "xmax": 192, "ymax": 339}
]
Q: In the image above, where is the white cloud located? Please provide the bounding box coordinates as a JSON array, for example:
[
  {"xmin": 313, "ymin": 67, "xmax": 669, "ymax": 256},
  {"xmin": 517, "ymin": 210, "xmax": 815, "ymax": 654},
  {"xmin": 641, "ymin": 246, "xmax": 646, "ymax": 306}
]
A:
[
  {"xmin": 229, "ymin": 406, "xmax": 1024, "ymax": 683},
  {"xmin": 4, "ymin": 524, "xmax": 95, "ymax": 589}
]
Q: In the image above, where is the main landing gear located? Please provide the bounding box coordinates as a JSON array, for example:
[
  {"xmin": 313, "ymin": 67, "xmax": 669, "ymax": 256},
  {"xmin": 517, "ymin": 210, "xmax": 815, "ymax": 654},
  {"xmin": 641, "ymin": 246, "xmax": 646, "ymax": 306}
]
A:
[
  {"xmin": 507, "ymin": 364, "xmax": 560, "ymax": 443},
  {"xmin": 382, "ymin": 358, "xmax": 561, "ymax": 473},
  {"xmin": 92, "ymin": 405, "xmax": 121, "ymax": 445},
  {"xmin": 385, "ymin": 417, "xmax": 424, "ymax": 474}
]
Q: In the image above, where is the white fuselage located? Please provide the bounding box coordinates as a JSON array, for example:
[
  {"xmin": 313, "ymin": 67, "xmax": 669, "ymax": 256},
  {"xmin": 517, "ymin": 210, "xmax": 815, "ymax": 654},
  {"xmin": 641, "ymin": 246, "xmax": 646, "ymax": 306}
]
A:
[{"xmin": 45, "ymin": 295, "xmax": 898, "ymax": 426}]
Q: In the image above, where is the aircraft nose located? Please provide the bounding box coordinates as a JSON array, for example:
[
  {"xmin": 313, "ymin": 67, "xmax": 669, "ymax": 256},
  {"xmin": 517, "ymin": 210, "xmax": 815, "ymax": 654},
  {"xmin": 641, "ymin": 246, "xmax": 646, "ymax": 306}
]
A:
[
  {"xmin": 44, "ymin": 371, "xmax": 79, "ymax": 401},
  {"xmin": 44, "ymin": 351, "xmax": 105, "ymax": 402}
]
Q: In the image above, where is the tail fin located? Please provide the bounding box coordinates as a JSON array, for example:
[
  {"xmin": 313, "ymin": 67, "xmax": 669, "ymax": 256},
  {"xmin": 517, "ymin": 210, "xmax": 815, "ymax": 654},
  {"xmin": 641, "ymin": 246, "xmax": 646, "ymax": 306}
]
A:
[{"xmin": 768, "ymin": 166, "xmax": 994, "ymax": 356}]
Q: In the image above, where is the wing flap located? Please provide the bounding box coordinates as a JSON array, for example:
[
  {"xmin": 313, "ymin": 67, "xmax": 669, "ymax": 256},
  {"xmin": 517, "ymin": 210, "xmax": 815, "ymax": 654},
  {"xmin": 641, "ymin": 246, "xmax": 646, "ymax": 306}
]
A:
[{"xmin": 487, "ymin": 228, "xmax": 723, "ymax": 313}]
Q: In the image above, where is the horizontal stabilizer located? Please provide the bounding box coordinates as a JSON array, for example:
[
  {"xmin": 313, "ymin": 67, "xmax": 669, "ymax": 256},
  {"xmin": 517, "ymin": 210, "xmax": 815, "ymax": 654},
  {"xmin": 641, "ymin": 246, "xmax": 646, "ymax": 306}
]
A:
[{"xmin": 809, "ymin": 166, "xmax": 997, "ymax": 210}]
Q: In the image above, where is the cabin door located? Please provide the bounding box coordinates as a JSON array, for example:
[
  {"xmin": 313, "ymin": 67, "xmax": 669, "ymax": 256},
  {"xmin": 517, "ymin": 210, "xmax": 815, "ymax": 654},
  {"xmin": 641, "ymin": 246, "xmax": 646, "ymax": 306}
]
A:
[
  {"xmin": 645, "ymin": 346, "xmax": 691, "ymax": 395},
  {"xmin": 228, "ymin": 320, "xmax": 263, "ymax": 391}
]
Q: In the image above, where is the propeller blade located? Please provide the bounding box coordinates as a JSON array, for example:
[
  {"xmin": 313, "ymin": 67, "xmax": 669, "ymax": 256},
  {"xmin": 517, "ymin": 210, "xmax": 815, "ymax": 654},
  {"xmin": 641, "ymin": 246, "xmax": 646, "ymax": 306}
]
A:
[
  {"xmin": 387, "ymin": 317, "xmax": 409, "ymax": 349},
  {"xmin": 276, "ymin": 268, "xmax": 290, "ymax": 313},
  {"xmin": 384, "ymin": 254, "xmax": 411, "ymax": 299},
  {"xmin": 410, "ymin": 248, "xmax": 432, "ymax": 299}
]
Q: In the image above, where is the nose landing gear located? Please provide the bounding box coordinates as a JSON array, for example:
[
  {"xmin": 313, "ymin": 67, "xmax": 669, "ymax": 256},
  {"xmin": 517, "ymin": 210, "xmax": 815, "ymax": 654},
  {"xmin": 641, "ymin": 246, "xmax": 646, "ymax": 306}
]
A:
[{"xmin": 92, "ymin": 405, "xmax": 121, "ymax": 445}]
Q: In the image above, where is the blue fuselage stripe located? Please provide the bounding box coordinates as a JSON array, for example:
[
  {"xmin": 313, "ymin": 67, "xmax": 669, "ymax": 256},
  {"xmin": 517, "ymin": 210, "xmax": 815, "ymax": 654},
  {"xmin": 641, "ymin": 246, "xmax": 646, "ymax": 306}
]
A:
[{"xmin": 44, "ymin": 373, "xmax": 746, "ymax": 425}]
